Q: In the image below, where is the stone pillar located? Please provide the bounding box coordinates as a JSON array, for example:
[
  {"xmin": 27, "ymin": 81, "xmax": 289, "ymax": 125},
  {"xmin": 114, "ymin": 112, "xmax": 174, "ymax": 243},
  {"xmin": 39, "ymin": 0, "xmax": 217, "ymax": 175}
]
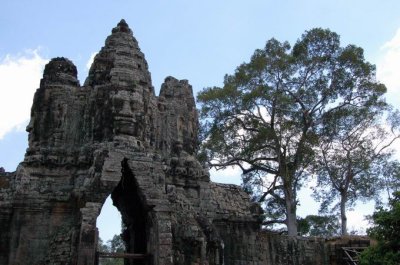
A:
[
  {"xmin": 77, "ymin": 202, "xmax": 102, "ymax": 265},
  {"xmin": 0, "ymin": 208, "xmax": 12, "ymax": 265},
  {"xmin": 154, "ymin": 212, "xmax": 173, "ymax": 265}
]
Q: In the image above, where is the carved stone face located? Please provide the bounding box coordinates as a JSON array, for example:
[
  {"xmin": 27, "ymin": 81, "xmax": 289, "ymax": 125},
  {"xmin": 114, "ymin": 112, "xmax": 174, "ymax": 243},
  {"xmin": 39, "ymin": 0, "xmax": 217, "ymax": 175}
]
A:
[{"xmin": 111, "ymin": 89, "xmax": 144, "ymax": 137}]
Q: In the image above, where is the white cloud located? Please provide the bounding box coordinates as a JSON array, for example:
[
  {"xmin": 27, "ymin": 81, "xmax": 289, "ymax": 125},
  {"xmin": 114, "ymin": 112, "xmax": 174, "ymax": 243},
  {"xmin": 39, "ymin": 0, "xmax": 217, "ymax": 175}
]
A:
[
  {"xmin": 210, "ymin": 166, "xmax": 242, "ymax": 185},
  {"xmin": 86, "ymin": 52, "xmax": 97, "ymax": 71},
  {"xmin": 377, "ymin": 27, "xmax": 400, "ymax": 105},
  {"xmin": 0, "ymin": 49, "xmax": 48, "ymax": 139},
  {"xmin": 346, "ymin": 203, "xmax": 374, "ymax": 235},
  {"xmin": 376, "ymin": 28, "xmax": 400, "ymax": 160}
]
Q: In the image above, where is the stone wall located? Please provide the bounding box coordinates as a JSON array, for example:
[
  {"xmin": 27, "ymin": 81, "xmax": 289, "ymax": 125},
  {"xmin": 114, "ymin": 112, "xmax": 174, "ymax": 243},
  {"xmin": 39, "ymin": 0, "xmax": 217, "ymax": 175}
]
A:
[
  {"xmin": 252, "ymin": 233, "xmax": 371, "ymax": 265},
  {"xmin": 0, "ymin": 170, "xmax": 14, "ymax": 265}
]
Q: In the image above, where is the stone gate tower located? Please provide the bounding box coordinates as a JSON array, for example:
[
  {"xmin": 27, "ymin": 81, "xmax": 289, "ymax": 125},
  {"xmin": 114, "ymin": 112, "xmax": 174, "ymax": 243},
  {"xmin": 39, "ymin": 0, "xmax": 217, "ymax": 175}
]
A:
[{"xmin": 0, "ymin": 20, "xmax": 262, "ymax": 265}]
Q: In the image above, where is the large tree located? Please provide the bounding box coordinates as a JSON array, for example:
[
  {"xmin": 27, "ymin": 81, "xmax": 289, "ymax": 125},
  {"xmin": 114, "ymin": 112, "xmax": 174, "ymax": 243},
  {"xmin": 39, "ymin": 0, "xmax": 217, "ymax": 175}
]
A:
[
  {"xmin": 198, "ymin": 28, "xmax": 386, "ymax": 236},
  {"xmin": 314, "ymin": 106, "xmax": 400, "ymax": 235}
]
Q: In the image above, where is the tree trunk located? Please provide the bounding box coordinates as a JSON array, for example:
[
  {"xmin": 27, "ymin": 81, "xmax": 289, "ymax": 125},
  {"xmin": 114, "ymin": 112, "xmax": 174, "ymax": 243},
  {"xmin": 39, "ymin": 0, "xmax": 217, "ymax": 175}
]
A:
[
  {"xmin": 285, "ymin": 188, "xmax": 298, "ymax": 236},
  {"xmin": 340, "ymin": 192, "xmax": 348, "ymax": 236}
]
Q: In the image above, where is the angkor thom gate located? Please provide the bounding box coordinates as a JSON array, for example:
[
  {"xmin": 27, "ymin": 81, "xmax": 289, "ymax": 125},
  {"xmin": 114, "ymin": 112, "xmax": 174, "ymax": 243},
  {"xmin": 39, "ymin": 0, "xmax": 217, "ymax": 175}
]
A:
[{"xmin": 0, "ymin": 20, "xmax": 370, "ymax": 265}]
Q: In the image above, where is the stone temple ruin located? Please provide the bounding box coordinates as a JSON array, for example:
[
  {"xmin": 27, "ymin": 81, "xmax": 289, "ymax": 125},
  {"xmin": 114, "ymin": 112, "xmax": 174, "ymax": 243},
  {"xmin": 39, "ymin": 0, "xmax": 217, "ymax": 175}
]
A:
[{"xmin": 0, "ymin": 20, "xmax": 370, "ymax": 265}]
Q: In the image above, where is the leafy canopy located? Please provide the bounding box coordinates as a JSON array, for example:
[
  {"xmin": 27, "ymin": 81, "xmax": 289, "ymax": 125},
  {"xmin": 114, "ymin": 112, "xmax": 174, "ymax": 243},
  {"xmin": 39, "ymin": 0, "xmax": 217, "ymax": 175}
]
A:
[
  {"xmin": 198, "ymin": 28, "xmax": 386, "ymax": 235},
  {"xmin": 298, "ymin": 215, "xmax": 340, "ymax": 237},
  {"xmin": 312, "ymin": 104, "xmax": 400, "ymax": 235},
  {"xmin": 360, "ymin": 192, "xmax": 400, "ymax": 265}
]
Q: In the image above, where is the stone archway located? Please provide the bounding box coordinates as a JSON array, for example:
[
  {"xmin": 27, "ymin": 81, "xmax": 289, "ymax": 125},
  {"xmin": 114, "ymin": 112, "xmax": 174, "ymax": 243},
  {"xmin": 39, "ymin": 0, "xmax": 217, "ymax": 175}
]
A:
[{"xmin": 76, "ymin": 152, "xmax": 174, "ymax": 265}]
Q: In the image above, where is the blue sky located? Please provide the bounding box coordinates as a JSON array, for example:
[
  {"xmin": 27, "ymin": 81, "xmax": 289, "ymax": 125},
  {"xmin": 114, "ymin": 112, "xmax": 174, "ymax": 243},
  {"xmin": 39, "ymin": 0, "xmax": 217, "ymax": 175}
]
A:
[{"xmin": 1, "ymin": 0, "xmax": 400, "ymax": 241}]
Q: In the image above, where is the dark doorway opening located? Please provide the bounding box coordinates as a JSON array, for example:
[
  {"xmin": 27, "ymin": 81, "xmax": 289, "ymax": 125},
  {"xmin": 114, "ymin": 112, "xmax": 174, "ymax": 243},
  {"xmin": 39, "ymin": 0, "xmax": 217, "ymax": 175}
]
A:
[{"xmin": 110, "ymin": 159, "xmax": 148, "ymax": 264}]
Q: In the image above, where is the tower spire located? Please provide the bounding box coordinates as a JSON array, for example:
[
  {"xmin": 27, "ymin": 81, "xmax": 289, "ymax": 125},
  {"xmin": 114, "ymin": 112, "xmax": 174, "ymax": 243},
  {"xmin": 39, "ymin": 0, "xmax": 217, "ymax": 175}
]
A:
[
  {"xmin": 84, "ymin": 19, "xmax": 152, "ymax": 89},
  {"xmin": 112, "ymin": 19, "xmax": 132, "ymax": 34}
]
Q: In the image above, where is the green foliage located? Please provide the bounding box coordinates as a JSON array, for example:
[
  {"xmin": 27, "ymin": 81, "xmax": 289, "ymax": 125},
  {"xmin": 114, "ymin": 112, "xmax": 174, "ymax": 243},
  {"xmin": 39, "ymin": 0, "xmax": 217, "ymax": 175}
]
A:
[
  {"xmin": 360, "ymin": 248, "xmax": 400, "ymax": 265},
  {"xmin": 378, "ymin": 160, "xmax": 400, "ymax": 201},
  {"xmin": 98, "ymin": 234, "xmax": 125, "ymax": 253},
  {"xmin": 198, "ymin": 28, "xmax": 386, "ymax": 236},
  {"xmin": 298, "ymin": 215, "xmax": 340, "ymax": 237},
  {"xmin": 108, "ymin": 234, "xmax": 125, "ymax": 253},
  {"xmin": 313, "ymin": 106, "xmax": 400, "ymax": 235},
  {"xmin": 359, "ymin": 192, "xmax": 400, "ymax": 265},
  {"xmin": 99, "ymin": 257, "xmax": 124, "ymax": 265},
  {"xmin": 97, "ymin": 237, "xmax": 108, "ymax": 253},
  {"xmin": 98, "ymin": 235, "xmax": 125, "ymax": 265}
]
